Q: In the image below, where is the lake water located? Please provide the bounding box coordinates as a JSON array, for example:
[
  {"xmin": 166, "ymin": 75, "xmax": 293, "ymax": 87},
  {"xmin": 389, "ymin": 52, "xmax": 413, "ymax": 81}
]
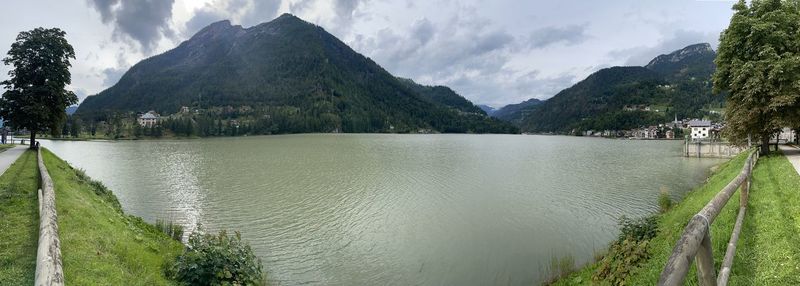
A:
[{"xmin": 41, "ymin": 134, "xmax": 722, "ymax": 285}]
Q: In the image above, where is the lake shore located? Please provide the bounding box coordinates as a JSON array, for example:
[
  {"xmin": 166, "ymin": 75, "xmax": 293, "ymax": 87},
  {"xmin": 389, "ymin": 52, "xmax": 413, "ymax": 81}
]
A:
[{"xmin": 552, "ymin": 150, "xmax": 800, "ymax": 285}]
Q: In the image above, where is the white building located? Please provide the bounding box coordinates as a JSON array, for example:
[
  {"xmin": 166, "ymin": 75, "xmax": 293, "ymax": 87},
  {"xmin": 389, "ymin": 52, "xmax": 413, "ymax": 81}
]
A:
[
  {"xmin": 688, "ymin": 120, "xmax": 711, "ymax": 140},
  {"xmin": 137, "ymin": 111, "xmax": 159, "ymax": 127}
]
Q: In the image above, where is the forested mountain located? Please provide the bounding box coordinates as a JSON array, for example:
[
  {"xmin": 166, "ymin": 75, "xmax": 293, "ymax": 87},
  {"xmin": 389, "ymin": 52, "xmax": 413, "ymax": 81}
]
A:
[
  {"xmin": 504, "ymin": 43, "xmax": 724, "ymax": 133},
  {"xmin": 397, "ymin": 78, "xmax": 486, "ymax": 114},
  {"xmin": 491, "ymin": 98, "xmax": 542, "ymax": 123},
  {"xmin": 76, "ymin": 14, "xmax": 516, "ymax": 134}
]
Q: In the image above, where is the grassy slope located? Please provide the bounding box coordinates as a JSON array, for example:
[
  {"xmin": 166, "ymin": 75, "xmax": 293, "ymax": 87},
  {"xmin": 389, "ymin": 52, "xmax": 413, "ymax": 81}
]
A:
[
  {"xmin": 554, "ymin": 152, "xmax": 800, "ymax": 285},
  {"xmin": 41, "ymin": 149, "xmax": 184, "ymax": 285},
  {"xmin": 0, "ymin": 150, "xmax": 38, "ymax": 285}
]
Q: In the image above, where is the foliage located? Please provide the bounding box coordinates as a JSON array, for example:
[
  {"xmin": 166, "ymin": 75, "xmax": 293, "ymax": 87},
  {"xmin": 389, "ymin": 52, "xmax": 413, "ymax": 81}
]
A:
[
  {"xmin": 0, "ymin": 28, "xmax": 78, "ymax": 148},
  {"xmin": 616, "ymin": 215, "xmax": 658, "ymax": 244},
  {"xmin": 658, "ymin": 187, "xmax": 673, "ymax": 213},
  {"xmin": 714, "ymin": 0, "xmax": 800, "ymax": 153},
  {"xmin": 168, "ymin": 228, "xmax": 265, "ymax": 286},
  {"xmin": 155, "ymin": 219, "xmax": 185, "ymax": 242},
  {"xmin": 76, "ymin": 14, "xmax": 516, "ymax": 135},
  {"xmin": 589, "ymin": 215, "xmax": 659, "ymax": 284},
  {"xmin": 592, "ymin": 238, "xmax": 651, "ymax": 285}
]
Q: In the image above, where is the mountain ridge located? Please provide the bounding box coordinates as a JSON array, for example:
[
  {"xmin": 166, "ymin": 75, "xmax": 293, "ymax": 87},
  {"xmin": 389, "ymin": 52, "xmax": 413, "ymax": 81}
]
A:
[{"xmin": 77, "ymin": 14, "xmax": 517, "ymax": 134}]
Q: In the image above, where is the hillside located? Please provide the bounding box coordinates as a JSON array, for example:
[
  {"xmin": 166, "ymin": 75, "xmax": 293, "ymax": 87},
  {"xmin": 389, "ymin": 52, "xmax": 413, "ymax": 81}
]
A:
[
  {"xmin": 397, "ymin": 78, "xmax": 486, "ymax": 114},
  {"xmin": 77, "ymin": 14, "xmax": 516, "ymax": 134},
  {"xmin": 491, "ymin": 98, "xmax": 542, "ymax": 123},
  {"xmin": 509, "ymin": 43, "xmax": 724, "ymax": 133}
]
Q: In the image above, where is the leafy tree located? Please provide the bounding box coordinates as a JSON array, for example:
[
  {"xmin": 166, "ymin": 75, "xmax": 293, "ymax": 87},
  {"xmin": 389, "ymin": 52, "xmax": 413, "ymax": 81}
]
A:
[
  {"xmin": 0, "ymin": 28, "xmax": 77, "ymax": 148},
  {"xmin": 714, "ymin": 0, "xmax": 800, "ymax": 154}
]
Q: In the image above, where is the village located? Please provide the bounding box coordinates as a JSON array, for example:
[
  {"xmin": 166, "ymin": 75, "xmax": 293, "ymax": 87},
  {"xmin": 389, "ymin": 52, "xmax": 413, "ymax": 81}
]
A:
[{"xmin": 578, "ymin": 116, "xmax": 722, "ymax": 141}]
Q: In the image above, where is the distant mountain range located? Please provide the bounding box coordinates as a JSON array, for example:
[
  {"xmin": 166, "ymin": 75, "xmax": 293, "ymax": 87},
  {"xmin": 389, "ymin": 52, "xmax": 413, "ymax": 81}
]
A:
[
  {"xmin": 491, "ymin": 43, "xmax": 722, "ymax": 133},
  {"xmin": 76, "ymin": 14, "xmax": 516, "ymax": 134}
]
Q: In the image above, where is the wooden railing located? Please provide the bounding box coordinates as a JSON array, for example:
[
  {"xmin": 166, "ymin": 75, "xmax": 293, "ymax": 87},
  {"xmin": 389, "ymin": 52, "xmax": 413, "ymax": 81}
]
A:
[
  {"xmin": 658, "ymin": 150, "xmax": 758, "ymax": 286},
  {"xmin": 35, "ymin": 148, "xmax": 64, "ymax": 286}
]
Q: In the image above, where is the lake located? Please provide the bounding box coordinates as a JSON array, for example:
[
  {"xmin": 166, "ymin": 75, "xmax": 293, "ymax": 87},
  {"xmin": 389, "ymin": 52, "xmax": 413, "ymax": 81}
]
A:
[{"xmin": 41, "ymin": 134, "xmax": 723, "ymax": 285}]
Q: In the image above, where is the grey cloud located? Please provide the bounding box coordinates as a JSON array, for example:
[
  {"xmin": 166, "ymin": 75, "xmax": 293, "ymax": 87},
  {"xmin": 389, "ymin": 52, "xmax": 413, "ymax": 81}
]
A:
[
  {"xmin": 185, "ymin": 9, "xmax": 227, "ymax": 36},
  {"xmin": 611, "ymin": 29, "xmax": 719, "ymax": 66},
  {"xmin": 239, "ymin": 0, "xmax": 281, "ymax": 26},
  {"xmin": 88, "ymin": 0, "xmax": 176, "ymax": 53},
  {"xmin": 89, "ymin": 0, "xmax": 119, "ymax": 23},
  {"xmin": 528, "ymin": 24, "xmax": 589, "ymax": 49}
]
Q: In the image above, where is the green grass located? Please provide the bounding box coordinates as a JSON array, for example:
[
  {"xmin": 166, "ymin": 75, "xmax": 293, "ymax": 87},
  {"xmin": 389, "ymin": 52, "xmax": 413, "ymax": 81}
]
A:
[
  {"xmin": 0, "ymin": 144, "xmax": 15, "ymax": 153},
  {"xmin": 0, "ymin": 150, "xmax": 39, "ymax": 285},
  {"xmin": 553, "ymin": 151, "xmax": 800, "ymax": 285},
  {"xmin": 41, "ymin": 149, "xmax": 184, "ymax": 285}
]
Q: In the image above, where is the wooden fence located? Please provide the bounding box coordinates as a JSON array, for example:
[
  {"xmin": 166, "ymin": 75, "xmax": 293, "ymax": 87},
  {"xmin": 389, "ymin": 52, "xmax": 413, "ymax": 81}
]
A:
[
  {"xmin": 35, "ymin": 148, "xmax": 64, "ymax": 286},
  {"xmin": 658, "ymin": 150, "xmax": 758, "ymax": 286}
]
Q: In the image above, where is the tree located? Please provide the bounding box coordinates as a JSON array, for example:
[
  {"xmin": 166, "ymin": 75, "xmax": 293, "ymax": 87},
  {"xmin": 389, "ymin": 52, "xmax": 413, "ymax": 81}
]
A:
[
  {"xmin": 0, "ymin": 28, "xmax": 78, "ymax": 148},
  {"xmin": 713, "ymin": 0, "xmax": 800, "ymax": 154}
]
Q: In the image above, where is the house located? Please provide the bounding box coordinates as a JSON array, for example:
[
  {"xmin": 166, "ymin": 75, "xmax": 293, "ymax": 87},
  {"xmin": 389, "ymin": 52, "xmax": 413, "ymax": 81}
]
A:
[
  {"xmin": 137, "ymin": 111, "xmax": 159, "ymax": 127},
  {"xmin": 688, "ymin": 120, "xmax": 712, "ymax": 141},
  {"xmin": 180, "ymin": 106, "xmax": 190, "ymax": 113},
  {"xmin": 665, "ymin": 130, "xmax": 675, "ymax": 139}
]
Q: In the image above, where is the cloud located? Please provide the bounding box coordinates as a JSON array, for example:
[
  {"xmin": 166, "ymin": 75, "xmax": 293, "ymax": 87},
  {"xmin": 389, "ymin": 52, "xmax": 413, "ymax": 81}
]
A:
[
  {"xmin": 609, "ymin": 29, "xmax": 720, "ymax": 66},
  {"xmin": 88, "ymin": 0, "xmax": 176, "ymax": 53},
  {"xmin": 185, "ymin": 0, "xmax": 280, "ymax": 36},
  {"xmin": 527, "ymin": 24, "xmax": 589, "ymax": 49}
]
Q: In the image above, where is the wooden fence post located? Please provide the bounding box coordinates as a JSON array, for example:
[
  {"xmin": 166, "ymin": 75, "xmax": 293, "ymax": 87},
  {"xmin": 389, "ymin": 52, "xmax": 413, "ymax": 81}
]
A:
[{"xmin": 695, "ymin": 223, "xmax": 716, "ymax": 286}]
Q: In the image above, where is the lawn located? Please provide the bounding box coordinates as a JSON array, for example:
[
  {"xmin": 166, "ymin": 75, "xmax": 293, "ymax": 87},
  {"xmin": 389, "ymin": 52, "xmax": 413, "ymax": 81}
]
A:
[
  {"xmin": 41, "ymin": 149, "xmax": 184, "ymax": 285},
  {"xmin": 0, "ymin": 144, "xmax": 15, "ymax": 153},
  {"xmin": 554, "ymin": 151, "xmax": 800, "ymax": 285},
  {"xmin": 0, "ymin": 150, "xmax": 39, "ymax": 285}
]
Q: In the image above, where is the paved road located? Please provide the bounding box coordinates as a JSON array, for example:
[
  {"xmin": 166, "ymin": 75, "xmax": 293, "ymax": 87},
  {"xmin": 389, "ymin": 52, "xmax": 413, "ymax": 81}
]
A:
[
  {"xmin": 779, "ymin": 144, "xmax": 800, "ymax": 175},
  {"xmin": 0, "ymin": 145, "xmax": 27, "ymax": 176}
]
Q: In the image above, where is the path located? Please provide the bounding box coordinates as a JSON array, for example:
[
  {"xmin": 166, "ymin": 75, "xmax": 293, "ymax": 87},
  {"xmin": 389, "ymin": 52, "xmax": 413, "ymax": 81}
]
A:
[
  {"xmin": 779, "ymin": 144, "xmax": 800, "ymax": 175},
  {"xmin": 0, "ymin": 145, "xmax": 27, "ymax": 176}
]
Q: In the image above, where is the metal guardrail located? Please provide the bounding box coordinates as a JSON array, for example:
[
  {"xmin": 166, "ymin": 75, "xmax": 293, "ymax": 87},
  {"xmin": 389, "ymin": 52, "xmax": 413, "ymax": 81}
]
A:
[
  {"xmin": 658, "ymin": 150, "xmax": 758, "ymax": 286},
  {"xmin": 35, "ymin": 148, "xmax": 64, "ymax": 286}
]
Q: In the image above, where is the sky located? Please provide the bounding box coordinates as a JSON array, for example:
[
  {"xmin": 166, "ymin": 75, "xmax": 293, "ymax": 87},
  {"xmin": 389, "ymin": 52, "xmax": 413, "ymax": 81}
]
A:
[{"xmin": 0, "ymin": 0, "xmax": 737, "ymax": 107}]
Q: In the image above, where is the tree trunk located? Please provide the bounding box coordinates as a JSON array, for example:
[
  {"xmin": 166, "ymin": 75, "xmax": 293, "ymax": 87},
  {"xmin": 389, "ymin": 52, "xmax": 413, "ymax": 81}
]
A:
[
  {"xmin": 29, "ymin": 131, "xmax": 36, "ymax": 149},
  {"xmin": 760, "ymin": 135, "xmax": 770, "ymax": 155}
]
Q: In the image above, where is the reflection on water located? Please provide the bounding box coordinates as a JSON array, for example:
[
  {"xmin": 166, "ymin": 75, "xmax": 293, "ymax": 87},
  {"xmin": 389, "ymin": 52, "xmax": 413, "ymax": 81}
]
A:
[{"xmin": 41, "ymin": 134, "xmax": 723, "ymax": 285}]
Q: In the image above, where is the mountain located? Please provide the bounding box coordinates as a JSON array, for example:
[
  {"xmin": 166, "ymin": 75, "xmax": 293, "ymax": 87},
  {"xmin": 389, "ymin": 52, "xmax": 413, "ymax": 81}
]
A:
[
  {"xmin": 491, "ymin": 98, "xmax": 542, "ymax": 123},
  {"xmin": 77, "ymin": 14, "xmax": 516, "ymax": 134},
  {"xmin": 397, "ymin": 78, "xmax": 486, "ymax": 114},
  {"xmin": 478, "ymin": 105, "xmax": 495, "ymax": 115},
  {"xmin": 65, "ymin": 105, "xmax": 78, "ymax": 115},
  {"xmin": 645, "ymin": 43, "xmax": 716, "ymax": 81},
  {"xmin": 509, "ymin": 43, "xmax": 723, "ymax": 133}
]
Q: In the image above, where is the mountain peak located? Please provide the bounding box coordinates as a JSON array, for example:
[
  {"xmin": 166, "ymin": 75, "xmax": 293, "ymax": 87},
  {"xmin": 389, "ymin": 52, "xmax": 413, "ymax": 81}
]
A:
[{"xmin": 645, "ymin": 43, "xmax": 714, "ymax": 69}]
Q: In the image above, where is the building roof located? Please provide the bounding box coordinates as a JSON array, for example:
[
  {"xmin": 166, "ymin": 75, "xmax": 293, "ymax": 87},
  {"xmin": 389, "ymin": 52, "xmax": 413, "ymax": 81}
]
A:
[
  {"xmin": 688, "ymin": 120, "xmax": 711, "ymax": 127},
  {"xmin": 140, "ymin": 113, "xmax": 159, "ymax": 119}
]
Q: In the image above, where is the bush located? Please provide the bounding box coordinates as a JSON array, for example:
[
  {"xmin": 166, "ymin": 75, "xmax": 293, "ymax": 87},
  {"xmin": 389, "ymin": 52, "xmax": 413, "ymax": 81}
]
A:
[
  {"xmin": 167, "ymin": 228, "xmax": 264, "ymax": 286},
  {"xmin": 593, "ymin": 215, "xmax": 659, "ymax": 284},
  {"xmin": 658, "ymin": 187, "xmax": 673, "ymax": 213},
  {"xmin": 155, "ymin": 219, "xmax": 184, "ymax": 242},
  {"xmin": 617, "ymin": 215, "xmax": 658, "ymax": 243},
  {"xmin": 592, "ymin": 238, "xmax": 650, "ymax": 284}
]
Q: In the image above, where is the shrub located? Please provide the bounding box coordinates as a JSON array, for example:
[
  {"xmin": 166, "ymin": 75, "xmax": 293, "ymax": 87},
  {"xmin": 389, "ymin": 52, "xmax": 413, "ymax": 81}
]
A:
[
  {"xmin": 617, "ymin": 215, "xmax": 658, "ymax": 243},
  {"xmin": 592, "ymin": 238, "xmax": 650, "ymax": 284},
  {"xmin": 593, "ymin": 215, "xmax": 659, "ymax": 284},
  {"xmin": 167, "ymin": 228, "xmax": 264, "ymax": 286},
  {"xmin": 155, "ymin": 219, "xmax": 184, "ymax": 242},
  {"xmin": 658, "ymin": 187, "xmax": 673, "ymax": 213}
]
